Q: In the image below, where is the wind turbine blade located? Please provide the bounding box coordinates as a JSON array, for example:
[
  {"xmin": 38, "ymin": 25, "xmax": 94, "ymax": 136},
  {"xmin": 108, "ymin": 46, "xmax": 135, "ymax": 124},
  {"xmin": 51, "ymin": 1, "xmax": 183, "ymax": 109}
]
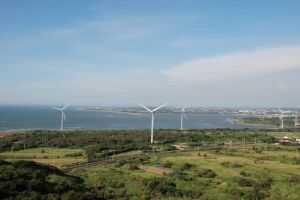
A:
[
  {"xmin": 138, "ymin": 103, "xmax": 152, "ymax": 113},
  {"xmin": 62, "ymin": 104, "xmax": 69, "ymax": 110},
  {"xmin": 277, "ymin": 107, "xmax": 283, "ymax": 114},
  {"xmin": 153, "ymin": 103, "xmax": 168, "ymax": 112},
  {"xmin": 182, "ymin": 105, "xmax": 189, "ymax": 112},
  {"xmin": 183, "ymin": 112, "xmax": 188, "ymax": 120},
  {"xmin": 52, "ymin": 107, "xmax": 62, "ymax": 111}
]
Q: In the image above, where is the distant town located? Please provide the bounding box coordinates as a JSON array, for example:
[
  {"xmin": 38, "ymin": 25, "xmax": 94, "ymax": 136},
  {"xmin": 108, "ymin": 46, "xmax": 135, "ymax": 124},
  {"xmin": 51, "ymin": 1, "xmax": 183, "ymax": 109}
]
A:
[{"xmin": 81, "ymin": 106, "xmax": 299, "ymax": 116}]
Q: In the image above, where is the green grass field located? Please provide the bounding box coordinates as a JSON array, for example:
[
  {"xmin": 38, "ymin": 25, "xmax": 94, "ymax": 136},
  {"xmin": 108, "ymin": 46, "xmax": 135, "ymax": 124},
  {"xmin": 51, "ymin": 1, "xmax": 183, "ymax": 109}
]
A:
[
  {"xmin": 1, "ymin": 129, "xmax": 300, "ymax": 199},
  {"xmin": 71, "ymin": 146, "xmax": 300, "ymax": 200},
  {"xmin": 0, "ymin": 147, "xmax": 87, "ymax": 168}
]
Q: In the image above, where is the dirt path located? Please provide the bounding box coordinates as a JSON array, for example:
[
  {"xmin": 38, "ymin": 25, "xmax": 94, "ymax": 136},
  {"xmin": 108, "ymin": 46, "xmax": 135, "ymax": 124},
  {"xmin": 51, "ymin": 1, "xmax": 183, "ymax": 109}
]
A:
[
  {"xmin": 173, "ymin": 144, "xmax": 189, "ymax": 151},
  {"xmin": 139, "ymin": 165, "xmax": 172, "ymax": 175}
]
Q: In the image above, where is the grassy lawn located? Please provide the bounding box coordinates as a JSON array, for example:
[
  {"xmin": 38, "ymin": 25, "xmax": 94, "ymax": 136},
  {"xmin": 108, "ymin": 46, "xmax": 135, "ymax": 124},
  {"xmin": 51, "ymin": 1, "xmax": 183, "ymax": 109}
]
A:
[
  {"xmin": 0, "ymin": 147, "xmax": 85, "ymax": 158},
  {"xmin": 0, "ymin": 147, "xmax": 86, "ymax": 168}
]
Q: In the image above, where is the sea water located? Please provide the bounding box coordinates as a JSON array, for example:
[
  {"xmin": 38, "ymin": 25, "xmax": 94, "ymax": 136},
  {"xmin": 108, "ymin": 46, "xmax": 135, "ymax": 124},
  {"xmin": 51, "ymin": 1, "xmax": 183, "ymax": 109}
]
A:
[{"xmin": 0, "ymin": 105, "xmax": 266, "ymax": 131}]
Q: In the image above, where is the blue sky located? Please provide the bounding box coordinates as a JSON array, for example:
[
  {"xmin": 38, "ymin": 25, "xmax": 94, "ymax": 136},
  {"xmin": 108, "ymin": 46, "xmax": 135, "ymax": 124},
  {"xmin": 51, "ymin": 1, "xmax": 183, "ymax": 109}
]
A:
[{"xmin": 1, "ymin": 0, "xmax": 300, "ymax": 107}]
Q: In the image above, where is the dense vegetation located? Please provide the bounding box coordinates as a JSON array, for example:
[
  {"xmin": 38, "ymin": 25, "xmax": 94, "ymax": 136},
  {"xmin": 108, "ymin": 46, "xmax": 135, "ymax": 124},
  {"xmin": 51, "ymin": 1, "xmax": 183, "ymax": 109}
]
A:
[
  {"xmin": 0, "ymin": 160, "xmax": 98, "ymax": 200},
  {"xmin": 0, "ymin": 129, "xmax": 282, "ymax": 160}
]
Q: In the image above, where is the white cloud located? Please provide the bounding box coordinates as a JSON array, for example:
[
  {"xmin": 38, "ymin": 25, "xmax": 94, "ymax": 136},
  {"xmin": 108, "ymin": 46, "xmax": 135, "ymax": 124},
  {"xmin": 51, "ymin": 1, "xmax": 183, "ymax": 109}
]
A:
[{"xmin": 163, "ymin": 45, "xmax": 300, "ymax": 83}]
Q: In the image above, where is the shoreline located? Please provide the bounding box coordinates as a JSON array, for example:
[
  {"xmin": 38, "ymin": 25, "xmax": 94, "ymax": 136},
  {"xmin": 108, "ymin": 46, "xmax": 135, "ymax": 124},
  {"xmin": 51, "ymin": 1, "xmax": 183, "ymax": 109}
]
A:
[
  {"xmin": 1, "ymin": 126, "xmax": 297, "ymax": 134},
  {"xmin": 233, "ymin": 118, "xmax": 276, "ymax": 129}
]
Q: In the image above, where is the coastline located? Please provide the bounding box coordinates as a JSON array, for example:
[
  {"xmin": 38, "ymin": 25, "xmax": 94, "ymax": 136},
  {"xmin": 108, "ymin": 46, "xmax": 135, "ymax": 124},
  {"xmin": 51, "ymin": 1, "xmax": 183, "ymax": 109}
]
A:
[{"xmin": 233, "ymin": 118, "xmax": 276, "ymax": 129}]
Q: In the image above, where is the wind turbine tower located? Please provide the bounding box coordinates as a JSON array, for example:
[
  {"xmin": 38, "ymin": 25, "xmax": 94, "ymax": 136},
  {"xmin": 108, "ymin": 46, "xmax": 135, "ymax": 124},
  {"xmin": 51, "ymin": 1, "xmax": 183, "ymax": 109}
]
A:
[
  {"xmin": 53, "ymin": 104, "xmax": 69, "ymax": 131},
  {"xmin": 278, "ymin": 108, "xmax": 284, "ymax": 129},
  {"xmin": 295, "ymin": 111, "xmax": 299, "ymax": 126},
  {"xmin": 180, "ymin": 106, "xmax": 188, "ymax": 131},
  {"xmin": 138, "ymin": 103, "xmax": 168, "ymax": 143}
]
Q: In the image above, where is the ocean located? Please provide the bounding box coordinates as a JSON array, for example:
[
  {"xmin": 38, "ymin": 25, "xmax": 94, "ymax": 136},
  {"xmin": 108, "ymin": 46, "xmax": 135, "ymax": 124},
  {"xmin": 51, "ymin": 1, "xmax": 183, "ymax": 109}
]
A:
[{"xmin": 0, "ymin": 105, "xmax": 266, "ymax": 131}]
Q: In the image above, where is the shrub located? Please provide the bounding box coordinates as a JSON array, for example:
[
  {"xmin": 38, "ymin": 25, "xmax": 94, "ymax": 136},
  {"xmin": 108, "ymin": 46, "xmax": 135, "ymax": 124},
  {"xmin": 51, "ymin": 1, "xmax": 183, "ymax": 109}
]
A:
[
  {"xmin": 196, "ymin": 169, "xmax": 216, "ymax": 178},
  {"xmin": 180, "ymin": 162, "xmax": 194, "ymax": 170},
  {"xmin": 220, "ymin": 162, "xmax": 242, "ymax": 168},
  {"xmin": 288, "ymin": 175, "xmax": 300, "ymax": 183},
  {"xmin": 129, "ymin": 163, "xmax": 139, "ymax": 170},
  {"xmin": 0, "ymin": 159, "xmax": 9, "ymax": 166},
  {"xmin": 246, "ymin": 187, "xmax": 269, "ymax": 200},
  {"xmin": 240, "ymin": 171, "xmax": 251, "ymax": 177},
  {"xmin": 220, "ymin": 161, "xmax": 231, "ymax": 168},
  {"xmin": 172, "ymin": 171, "xmax": 195, "ymax": 181},
  {"xmin": 255, "ymin": 177, "xmax": 272, "ymax": 189},
  {"xmin": 232, "ymin": 163, "xmax": 243, "ymax": 168},
  {"xmin": 147, "ymin": 177, "xmax": 180, "ymax": 197},
  {"xmin": 236, "ymin": 177, "xmax": 255, "ymax": 187},
  {"xmin": 65, "ymin": 152, "xmax": 83, "ymax": 157},
  {"xmin": 163, "ymin": 161, "xmax": 173, "ymax": 168}
]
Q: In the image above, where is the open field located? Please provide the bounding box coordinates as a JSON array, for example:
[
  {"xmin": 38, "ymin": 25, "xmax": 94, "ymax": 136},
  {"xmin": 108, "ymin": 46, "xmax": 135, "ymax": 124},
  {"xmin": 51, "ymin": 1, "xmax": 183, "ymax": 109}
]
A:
[
  {"xmin": 0, "ymin": 147, "xmax": 85, "ymax": 158},
  {"xmin": 1, "ymin": 129, "xmax": 300, "ymax": 199},
  {"xmin": 70, "ymin": 145, "xmax": 300, "ymax": 200},
  {"xmin": 0, "ymin": 147, "xmax": 86, "ymax": 168}
]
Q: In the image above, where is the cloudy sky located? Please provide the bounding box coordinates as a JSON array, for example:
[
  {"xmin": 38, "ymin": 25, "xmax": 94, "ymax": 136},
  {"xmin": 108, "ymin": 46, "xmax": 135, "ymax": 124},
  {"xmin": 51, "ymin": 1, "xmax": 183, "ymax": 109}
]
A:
[{"xmin": 1, "ymin": 0, "xmax": 300, "ymax": 107}]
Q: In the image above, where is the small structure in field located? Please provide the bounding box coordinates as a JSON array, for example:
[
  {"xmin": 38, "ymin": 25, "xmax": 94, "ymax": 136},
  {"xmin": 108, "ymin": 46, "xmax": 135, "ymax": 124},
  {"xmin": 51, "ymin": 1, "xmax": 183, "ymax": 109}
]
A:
[
  {"xmin": 279, "ymin": 136, "xmax": 292, "ymax": 145},
  {"xmin": 278, "ymin": 136, "xmax": 300, "ymax": 145}
]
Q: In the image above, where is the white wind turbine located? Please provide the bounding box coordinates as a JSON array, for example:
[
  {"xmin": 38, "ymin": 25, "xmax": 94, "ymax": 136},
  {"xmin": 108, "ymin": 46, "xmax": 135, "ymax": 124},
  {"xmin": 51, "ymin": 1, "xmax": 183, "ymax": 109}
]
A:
[
  {"xmin": 295, "ymin": 111, "xmax": 299, "ymax": 126},
  {"xmin": 278, "ymin": 107, "xmax": 285, "ymax": 129},
  {"xmin": 138, "ymin": 103, "xmax": 168, "ymax": 143},
  {"xmin": 180, "ymin": 105, "xmax": 188, "ymax": 131},
  {"xmin": 53, "ymin": 104, "xmax": 69, "ymax": 131}
]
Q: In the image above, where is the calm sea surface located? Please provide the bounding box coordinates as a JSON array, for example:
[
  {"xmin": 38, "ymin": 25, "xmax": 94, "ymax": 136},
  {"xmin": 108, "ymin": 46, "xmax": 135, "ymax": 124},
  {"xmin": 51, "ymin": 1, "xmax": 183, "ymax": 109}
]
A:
[{"xmin": 0, "ymin": 106, "xmax": 266, "ymax": 131}]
